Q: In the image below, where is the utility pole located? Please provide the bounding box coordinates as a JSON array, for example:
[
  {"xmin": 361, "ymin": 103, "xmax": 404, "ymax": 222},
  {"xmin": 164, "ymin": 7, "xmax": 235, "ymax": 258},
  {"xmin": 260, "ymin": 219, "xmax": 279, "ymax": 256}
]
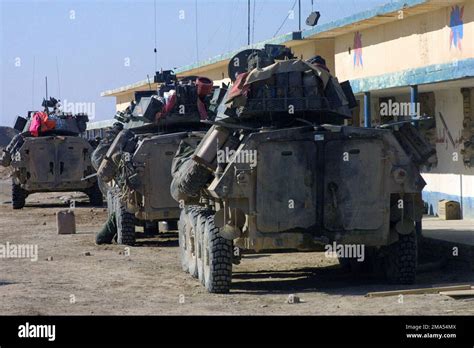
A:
[
  {"xmin": 248, "ymin": 0, "xmax": 251, "ymax": 45},
  {"xmin": 298, "ymin": 0, "xmax": 301, "ymax": 31}
]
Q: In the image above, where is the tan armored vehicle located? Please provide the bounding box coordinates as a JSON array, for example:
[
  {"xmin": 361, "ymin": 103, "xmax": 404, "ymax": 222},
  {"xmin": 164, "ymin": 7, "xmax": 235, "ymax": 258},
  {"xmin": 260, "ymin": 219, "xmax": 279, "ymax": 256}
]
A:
[
  {"xmin": 0, "ymin": 98, "xmax": 102, "ymax": 209},
  {"xmin": 96, "ymin": 74, "xmax": 213, "ymax": 245},
  {"xmin": 102, "ymin": 129, "xmax": 204, "ymax": 244},
  {"xmin": 171, "ymin": 45, "xmax": 436, "ymax": 293}
]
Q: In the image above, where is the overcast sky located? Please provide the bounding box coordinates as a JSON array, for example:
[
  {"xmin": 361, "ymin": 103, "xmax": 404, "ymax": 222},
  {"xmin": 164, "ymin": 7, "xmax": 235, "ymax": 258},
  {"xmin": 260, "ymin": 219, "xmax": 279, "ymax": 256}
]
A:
[{"xmin": 1, "ymin": 0, "xmax": 391, "ymax": 126}]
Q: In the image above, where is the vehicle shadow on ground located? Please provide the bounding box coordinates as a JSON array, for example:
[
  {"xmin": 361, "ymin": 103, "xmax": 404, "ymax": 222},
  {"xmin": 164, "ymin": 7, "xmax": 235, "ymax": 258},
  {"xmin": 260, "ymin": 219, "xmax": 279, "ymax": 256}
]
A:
[
  {"xmin": 240, "ymin": 254, "xmax": 272, "ymax": 260},
  {"xmin": 230, "ymin": 264, "xmax": 474, "ymax": 296},
  {"xmin": 134, "ymin": 233, "xmax": 178, "ymax": 248},
  {"xmin": 23, "ymin": 202, "xmax": 96, "ymax": 209}
]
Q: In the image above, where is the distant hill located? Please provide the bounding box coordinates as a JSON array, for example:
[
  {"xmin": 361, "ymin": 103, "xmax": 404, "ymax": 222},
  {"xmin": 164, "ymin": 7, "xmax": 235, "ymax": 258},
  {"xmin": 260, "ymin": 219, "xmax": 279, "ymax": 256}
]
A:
[{"xmin": 0, "ymin": 126, "xmax": 18, "ymax": 148}]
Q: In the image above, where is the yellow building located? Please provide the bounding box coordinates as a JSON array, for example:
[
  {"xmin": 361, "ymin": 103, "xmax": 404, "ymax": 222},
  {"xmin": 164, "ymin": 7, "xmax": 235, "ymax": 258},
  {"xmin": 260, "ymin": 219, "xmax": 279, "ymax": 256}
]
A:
[{"xmin": 100, "ymin": 0, "xmax": 474, "ymax": 218}]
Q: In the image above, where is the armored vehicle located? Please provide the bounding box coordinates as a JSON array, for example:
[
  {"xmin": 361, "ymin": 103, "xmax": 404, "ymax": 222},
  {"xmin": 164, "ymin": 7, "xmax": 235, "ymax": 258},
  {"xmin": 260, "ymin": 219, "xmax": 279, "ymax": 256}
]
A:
[
  {"xmin": 0, "ymin": 97, "xmax": 102, "ymax": 209},
  {"xmin": 171, "ymin": 45, "xmax": 436, "ymax": 293},
  {"xmin": 95, "ymin": 72, "xmax": 213, "ymax": 245}
]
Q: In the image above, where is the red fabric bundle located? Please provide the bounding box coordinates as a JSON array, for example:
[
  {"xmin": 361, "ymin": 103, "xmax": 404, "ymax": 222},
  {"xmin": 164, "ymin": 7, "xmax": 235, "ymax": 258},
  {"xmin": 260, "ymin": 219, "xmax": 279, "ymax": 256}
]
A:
[
  {"xmin": 196, "ymin": 77, "xmax": 213, "ymax": 97},
  {"xmin": 29, "ymin": 112, "xmax": 56, "ymax": 137},
  {"xmin": 227, "ymin": 72, "xmax": 250, "ymax": 102}
]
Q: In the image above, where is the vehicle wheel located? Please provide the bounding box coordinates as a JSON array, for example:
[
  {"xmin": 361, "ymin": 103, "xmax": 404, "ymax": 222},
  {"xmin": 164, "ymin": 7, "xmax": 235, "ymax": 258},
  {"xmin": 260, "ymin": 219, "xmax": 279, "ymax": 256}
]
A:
[
  {"xmin": 116, "ymin": 200, "xmax": 136, "ymax": 245},
  {"xmin": 383, "ymin": 232, "xmax": 417, "ymax": 284},
  {"xmin": 184, "ymin": 206, "xmax": 204, "ymax": 278},
  {"xmin": 87, "ymin": 181, "xmax": 104, "ymax": 207},
  {"xmin": 195, "ymin": 210, "xmax": 212, "ymax": 284},
  {"xmin": 178, "ymin": 208, "xmax": 189, "ymax": 272},
  {"xmin": 202, "ymin": 214, "xmax": 233, "ymax": 293},
  {"xmin": 12, "ymin": 181, "xmax": 26, "ymax": 209}
]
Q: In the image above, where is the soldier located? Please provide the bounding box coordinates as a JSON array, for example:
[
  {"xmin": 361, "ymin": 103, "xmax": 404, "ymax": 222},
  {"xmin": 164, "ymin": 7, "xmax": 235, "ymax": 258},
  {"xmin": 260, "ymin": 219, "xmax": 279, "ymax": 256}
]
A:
[
  {"xmin": 91, "ymin": 122, "xmax": 124, "ymax": 172},
  {"xmin": 93, "ymin": 122, "xmax": 124, "ymax": 245},
  {"xmin": 96, "ymin": 211, "xmax": 118, "ymax": 245}
]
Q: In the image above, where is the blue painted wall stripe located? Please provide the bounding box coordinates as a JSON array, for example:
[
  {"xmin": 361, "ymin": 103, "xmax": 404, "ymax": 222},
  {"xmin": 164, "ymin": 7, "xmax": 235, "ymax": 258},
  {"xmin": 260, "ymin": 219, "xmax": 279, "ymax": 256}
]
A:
[{"xmin": 349, "ymin": 58, "xmax": 474, "ymax": 94}]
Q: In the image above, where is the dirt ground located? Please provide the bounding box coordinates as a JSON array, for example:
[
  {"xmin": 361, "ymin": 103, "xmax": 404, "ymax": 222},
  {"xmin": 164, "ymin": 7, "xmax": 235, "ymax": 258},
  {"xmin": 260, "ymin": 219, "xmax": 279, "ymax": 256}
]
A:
[{"xmin": 0, "ymin": 178, "xmax": 473, "ymax": 315}]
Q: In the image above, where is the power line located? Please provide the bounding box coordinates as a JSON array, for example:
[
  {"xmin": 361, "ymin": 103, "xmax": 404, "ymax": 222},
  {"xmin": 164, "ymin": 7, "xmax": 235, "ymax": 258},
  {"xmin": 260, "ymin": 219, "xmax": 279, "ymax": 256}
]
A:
[{"xmin": 273, "ymin": 0, "xmax": 298, "ymax": 38}]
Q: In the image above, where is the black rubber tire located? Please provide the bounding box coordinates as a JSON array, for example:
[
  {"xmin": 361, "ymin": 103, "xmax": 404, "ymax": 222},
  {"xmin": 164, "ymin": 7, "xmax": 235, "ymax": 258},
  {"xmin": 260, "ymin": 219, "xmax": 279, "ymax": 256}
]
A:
[
  {"xmin": 195, "ymin": 210, "xmax": 212, "ymax": 284},
  {"xmin": 384, "ymin": 232, "xmax": 417, "ymax": 284},
  {"xmin": 87, "ymin": 181, "xmax": 104, "ymax": 207},
  {"xmin": 178, "ymin": 208, "xmax": 189, "ymax": 272},
  {"xmin": 12, "ymin": 181, "xmax": 26, "ymax": 210},
  {"xmin": 178, "ymin": 161, "xmax": 212, "ymax": 198},
  {"xmin": 203, "ymin": 214, "xmax": 233, "ymax": 293},
  {"xmin": 116, "ymin": 200, "xmax": 136, "ymax": 245},
  {"xmin": 185, "ymin": 206, "xmax": 205, "ymax": 278}
]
